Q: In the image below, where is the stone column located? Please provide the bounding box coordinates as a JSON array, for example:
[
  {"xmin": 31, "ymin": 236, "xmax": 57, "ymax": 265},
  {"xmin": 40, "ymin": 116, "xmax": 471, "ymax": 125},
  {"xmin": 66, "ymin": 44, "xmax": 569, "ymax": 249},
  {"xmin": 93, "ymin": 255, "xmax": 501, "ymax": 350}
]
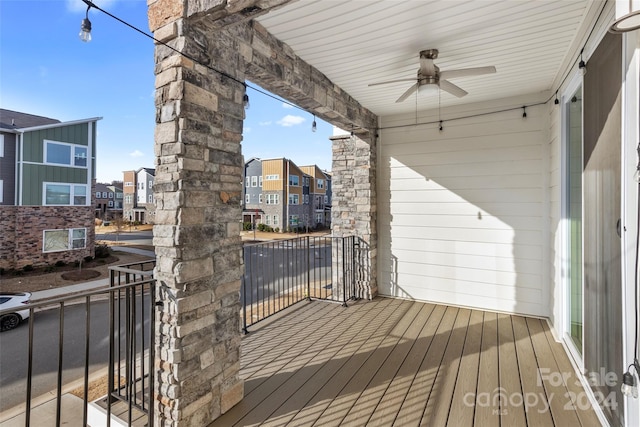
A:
[
  {"xmin": 330, "ymin": 132, "xmax": 378, "ymax": 299},
  {"xmin": 149, "ymin": 9, "xmax": 245, "ymax": 427}
]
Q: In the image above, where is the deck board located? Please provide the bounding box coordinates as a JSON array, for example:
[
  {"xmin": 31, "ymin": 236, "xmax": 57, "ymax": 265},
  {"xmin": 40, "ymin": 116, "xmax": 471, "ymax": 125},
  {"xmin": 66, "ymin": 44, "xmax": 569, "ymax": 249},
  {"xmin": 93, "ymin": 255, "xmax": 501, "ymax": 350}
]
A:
[{"xmin": 208, "ymin": 298, "xmax": 602, "ymax": 427}]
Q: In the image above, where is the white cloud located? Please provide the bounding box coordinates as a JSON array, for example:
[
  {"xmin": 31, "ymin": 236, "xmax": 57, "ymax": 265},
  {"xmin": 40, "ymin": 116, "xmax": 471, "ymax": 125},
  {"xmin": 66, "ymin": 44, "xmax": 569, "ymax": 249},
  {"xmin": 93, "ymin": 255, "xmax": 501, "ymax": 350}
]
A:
[
  {"xmin": 129, "ymin": 150, "xmax": 144, "ymax": 158},
  {"xmin": 282, "ymin": 103, "xmax": 294, "ymax": 109},
  {"xmin": 259, "ymin": 121, "xmax": 272, "ymax": 126},
  {"xmin": 67, "ymin": 0, "xmax": 118, "ymax": 13},
  {"xmin": 277, "ymin": 115, "xmax": 305, "ymax": 127}
]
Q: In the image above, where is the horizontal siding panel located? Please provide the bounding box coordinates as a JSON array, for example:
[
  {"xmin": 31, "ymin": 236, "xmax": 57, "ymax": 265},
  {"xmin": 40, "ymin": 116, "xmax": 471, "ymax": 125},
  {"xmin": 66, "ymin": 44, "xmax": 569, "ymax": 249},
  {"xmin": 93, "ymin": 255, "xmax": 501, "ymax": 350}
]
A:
[
  {"xmin": 384, "ymin": 258, "xmax": 542, "ymax": 287},
  {"xmin": 386, "ymin": 144, "xmax": 542, "ymax": 166},
  {"xmin": 386, "ymin": 174, "xmax": 542, "ymax": 191},
  {"xmin": 388, "ymin": 248, "xmax": 542, "ymax": 275},
  {"xmin": 380, "ymin": 272, "xmax": 543, "ymax": 303},
  {"xmin": 387, "ymin": 224, "xmax": 542, "ymax": 246},
  {"xmin": 385, "ymin": 188, "xmax": 542, "ymax": 204},
  {"xmin": 379, "ymin": 235, "xmax": 541, "ymax": 260},
  {"xmin": 380, "ymin": 213, "xmax": 542, "ymax": 231},
  {"xmin": 382, "ymin": 158, "xmax": 544, "ymax": 178},
  {"xmin": 380, "ymin": 201, "xmax": 541, "ymax": 217}
]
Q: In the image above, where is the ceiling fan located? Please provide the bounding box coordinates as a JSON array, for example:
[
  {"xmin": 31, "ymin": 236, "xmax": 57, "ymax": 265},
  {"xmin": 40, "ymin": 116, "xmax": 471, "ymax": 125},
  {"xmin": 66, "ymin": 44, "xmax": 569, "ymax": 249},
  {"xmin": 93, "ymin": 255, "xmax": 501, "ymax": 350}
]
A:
[{"xmin": 368, "ymin": 49, "xmax": 496, "ymax": 103}]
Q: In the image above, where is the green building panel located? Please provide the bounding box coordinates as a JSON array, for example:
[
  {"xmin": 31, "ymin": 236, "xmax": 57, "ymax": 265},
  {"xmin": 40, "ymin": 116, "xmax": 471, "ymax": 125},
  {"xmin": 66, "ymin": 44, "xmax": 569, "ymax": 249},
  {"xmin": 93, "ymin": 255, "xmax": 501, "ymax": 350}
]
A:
[
  {"xmin": 21, "ymin": 164, "xmax": 88, "ymax": 205},
  {"xmin": 22, "ymin": 123, "xmax": 90, "ymax": 163}
]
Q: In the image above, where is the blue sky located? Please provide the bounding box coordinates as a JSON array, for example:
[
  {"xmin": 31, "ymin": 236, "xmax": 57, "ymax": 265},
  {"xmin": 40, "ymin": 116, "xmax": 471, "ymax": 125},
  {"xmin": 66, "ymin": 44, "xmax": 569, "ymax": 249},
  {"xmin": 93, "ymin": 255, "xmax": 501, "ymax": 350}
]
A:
[{"xmin": 0, "ymin": 0, "xmax": 333, "ymax": 183}]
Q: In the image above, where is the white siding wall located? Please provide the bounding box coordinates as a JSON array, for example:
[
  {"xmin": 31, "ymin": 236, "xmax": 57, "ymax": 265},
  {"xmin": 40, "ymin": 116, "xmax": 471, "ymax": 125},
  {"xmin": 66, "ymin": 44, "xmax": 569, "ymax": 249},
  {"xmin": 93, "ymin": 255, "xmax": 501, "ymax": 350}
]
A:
[{"xmin": 378, "ymin": 97, "xmax": 549, "ymax": 317}]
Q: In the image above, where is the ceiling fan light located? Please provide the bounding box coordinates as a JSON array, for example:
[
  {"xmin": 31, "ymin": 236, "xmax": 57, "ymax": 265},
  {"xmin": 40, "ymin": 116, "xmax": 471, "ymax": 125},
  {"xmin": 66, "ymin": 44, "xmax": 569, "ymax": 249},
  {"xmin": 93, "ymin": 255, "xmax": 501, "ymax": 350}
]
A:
[{"xmin": 610, "ymin": 10, "xmax": 640, "ymax": 33}]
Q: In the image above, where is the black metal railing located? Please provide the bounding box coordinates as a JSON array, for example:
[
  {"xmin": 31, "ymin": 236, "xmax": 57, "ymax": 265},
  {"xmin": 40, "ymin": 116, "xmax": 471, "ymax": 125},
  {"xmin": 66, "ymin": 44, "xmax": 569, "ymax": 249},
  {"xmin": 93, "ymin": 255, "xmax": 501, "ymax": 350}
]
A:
[
  {"xmin": 242, "ymin": 235, "xmax": 370, "ymax": 331},
  {"xmin": 0, "ymin": 263, "xmax": 155, "ymax": 427}
]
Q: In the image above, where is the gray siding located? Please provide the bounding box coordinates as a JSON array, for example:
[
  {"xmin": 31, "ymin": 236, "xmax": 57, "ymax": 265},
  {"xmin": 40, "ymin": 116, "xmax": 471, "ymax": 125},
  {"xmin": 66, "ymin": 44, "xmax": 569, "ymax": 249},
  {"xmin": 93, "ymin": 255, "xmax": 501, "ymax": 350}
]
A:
[
  {"xmin": 22, "ymin": 123, "xmax": 90, "ymax": 163},
  {"xmin": 244, "ymin": 160, "xmax": 263, "ymax": 208},
  {"xmin": 21, "ymin": 164, "xmax": 88, "ymax": 205},
  {"xmin": 0, "ymin": 133, "xmax": 16, "ymax": 205}
]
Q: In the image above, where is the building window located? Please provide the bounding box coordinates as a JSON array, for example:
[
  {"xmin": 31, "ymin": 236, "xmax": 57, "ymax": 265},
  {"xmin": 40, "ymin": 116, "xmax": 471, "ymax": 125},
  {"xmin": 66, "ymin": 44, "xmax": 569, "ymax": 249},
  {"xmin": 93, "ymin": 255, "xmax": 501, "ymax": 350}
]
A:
[
  {"xmin": 245, "ymin": 177, "xmax": 250, "ymax": 187},
  {"xmin": 0, "ymin": 135, "xmax": 4, "ymax": 157},
  {"xmin": 304, "ymin": 194, "xmax": 309, "ymax": 204},
  {"xmin": 259, "ymin": 194, "xmax": 263, "ymax": 204},
  {"xmin": 108, "ymin": 200, "xmax": 114, "ymax": 207},
  {"xmin": 324, "ymin": 195, "xmax": 328, "ymax": 204},
  {"xmin": 316, "ymin": 213, "xmax": 323, "ymax": 223},
  {"xmin": 289, "ymin": 194, "xmax": 299, "ymax": 205},
  {"xmin": 102, "ymin": 191, "xmax": 107, "ymax": 198},
  {"xmin": 139, "ymin": 182, "xmax": 144, "ymax": 190},
  {"xmin": 44, "ymin": 183, "xmax": 87, "ymax": 206},
  {"xmin": 125, "ymin": 182, "xmax": 133, "ymax": 187},
  {"xmin": 116, "ymin": 193, "xmax": 123, "ymax": 199},
  {"xmin": 266, "ymin": 174, "xmax": 279, "ymax": 180},
  {"xmin": 273, "ymin": 215, "xmax": 279, "ymax": 225},
  {"xmin": 138, "ymin": 195, "xmax": 142, "ymax": 202},
  {"xmin": 95, "ymin": 191, "xmax": 101, "ymax": 199},
  {"xmin": 251, "ymin": 176, "xmax": 258, "ymax": 187},
  {"xmin": 289, "ymin": 175, "xmax": 299, "ymax": 186},
  {"xmin": 43, "ymin": 228, "xmax": 86, "ymax": 252},
  {"xmin": 125, "ymin": 195, "xmax": 132, "ymax": 204},
  {"xmin": 149, "ymin": 181, "xmax": 153, "ymax": 189},
  {"xmin": 317, "ymin": 179, "xmax": 324, "ymax": 189},
  {"xmin": 304, "ymin": 177, "xmax": 309, "ymax": 186},
  {"xmin": 245, "ymin": 194, "xmax": 251, "ymax": 204},
  {"xmin": 289, "ymin": 215, "xmax": 299, "ymax": 227},
  {"xmin": 266, "ymin": 194, "xmax": 279, "ymax": 205},
  {"xmin": 148, "ymin": 194, "xmax": 153, "ymax": 203},
  {"xmin": 108, "ymin": 192, "xmax": 114, "ymax": 198},
  {"xmin": 265, "ymin": 215, "xmax": 271, "ymax": 225},
  {"xmin": 44, "ymin": 141, "xmax": 87, "ymax": 168},
  {"xmin": 259, "ymin": 176, "xmax": 263, "ymax": 187},
  {"xmin": 0, "ymin": 179, "xmax": 3, "ymax": 203}
]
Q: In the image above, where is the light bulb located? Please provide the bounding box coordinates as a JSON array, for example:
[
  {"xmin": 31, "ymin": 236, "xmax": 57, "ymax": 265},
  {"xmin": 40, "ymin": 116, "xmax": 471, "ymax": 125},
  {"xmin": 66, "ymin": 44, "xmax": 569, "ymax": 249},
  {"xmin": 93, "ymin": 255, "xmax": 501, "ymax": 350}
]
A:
[
  {"xmin": 79, "ymin": 18, "xmax": 92, "ymax": 43},
  {"xmin": 622, "ymin": 372, "xmax": 638, "ymax": 398},
  {"xmin": 243, "ymin": 93, "xmax": 250, "ymax": 110},
  {"xmin": 312, "ymin": 119, "xmax": 317, "ymax": 132}
]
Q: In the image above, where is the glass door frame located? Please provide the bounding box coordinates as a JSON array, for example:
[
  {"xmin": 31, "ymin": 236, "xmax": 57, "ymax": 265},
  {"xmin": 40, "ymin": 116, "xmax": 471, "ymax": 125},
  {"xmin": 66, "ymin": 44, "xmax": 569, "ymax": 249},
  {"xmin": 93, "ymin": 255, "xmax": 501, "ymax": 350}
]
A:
[{"xmin": 561, "ymin": 74, "xmax": 585, "ymax": 370}]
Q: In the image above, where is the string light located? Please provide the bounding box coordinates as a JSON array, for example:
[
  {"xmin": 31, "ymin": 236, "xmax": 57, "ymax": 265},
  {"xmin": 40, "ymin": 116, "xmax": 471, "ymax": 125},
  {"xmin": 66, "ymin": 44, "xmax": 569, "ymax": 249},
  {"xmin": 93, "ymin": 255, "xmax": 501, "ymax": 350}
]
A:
[
  {"xmin": 439, "ymin": 120, "xmax": 443, "ymax": 132},
  {"xmin": 243, "ymin": 93, "xmax": 250, "ymax": 110},
  {"xmin": 522, "ymin": 106, "xmax": 527, "ymax": 118},
  {"xmin": 79, "ymin": 0, "xmax": 92, "ymax": 42},
  {"xmin": 312, "ymin": 115, "xmax": 317, "ymax": 132},
  {"xmin": 554, "ymin": 91, "xmax": 559, "ymax": 105},
  {"xmin": 578, "ymin": 48, "xmax": 587, "ymax": 75}
]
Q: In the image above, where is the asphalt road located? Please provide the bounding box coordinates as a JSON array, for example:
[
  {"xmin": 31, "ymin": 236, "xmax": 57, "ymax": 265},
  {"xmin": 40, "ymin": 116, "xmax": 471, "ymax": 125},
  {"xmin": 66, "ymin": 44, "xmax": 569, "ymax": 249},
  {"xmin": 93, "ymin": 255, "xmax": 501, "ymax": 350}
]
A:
[
  {"xmin": 96, "ymin": 230, "xmax": 153, "ymax": 243},
  {"xmin": 242, "ymin": 240, "xmax": 333, "ymax": 304},
  {"xmin": 0, "ymin": 296, "xmax": 151, "ymax": 412}
]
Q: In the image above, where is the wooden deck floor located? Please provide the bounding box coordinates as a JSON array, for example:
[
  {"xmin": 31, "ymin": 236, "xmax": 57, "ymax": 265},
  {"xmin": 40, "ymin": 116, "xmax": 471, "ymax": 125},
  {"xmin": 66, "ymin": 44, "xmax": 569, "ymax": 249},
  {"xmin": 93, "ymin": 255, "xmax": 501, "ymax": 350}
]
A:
[{"xmin": 210, "ymin": 298, "xmax": 602, "ymax": 427}]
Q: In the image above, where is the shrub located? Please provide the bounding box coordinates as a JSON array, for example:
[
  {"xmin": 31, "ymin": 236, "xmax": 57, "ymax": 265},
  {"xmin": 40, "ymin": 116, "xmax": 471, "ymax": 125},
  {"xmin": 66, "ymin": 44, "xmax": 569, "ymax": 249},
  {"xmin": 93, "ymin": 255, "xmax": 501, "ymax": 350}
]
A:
[
  {"xmin": 243, "ymin": 222, "xmax": 253, "ymax": 231},
  {"xmin": 55, "ymin": 260, "xmax": 66, "ymax": 267},
  {"xmin": 95, "ymin": 244, "xmax": 110, "ymax": 259},
  {"xmin": 84, "ymin": 256, "xmax": 94, "ymax": 263},
  {"xmin": 23, "ymin": 265, "xmax": 34, "ymax": 272},
  {"xmin": 257, "ymin": 223, "xmax": 266, "ymax": 232},
  {"xmin": 275, "ymin": 227, "xmax": 280, "ymax": 233}
]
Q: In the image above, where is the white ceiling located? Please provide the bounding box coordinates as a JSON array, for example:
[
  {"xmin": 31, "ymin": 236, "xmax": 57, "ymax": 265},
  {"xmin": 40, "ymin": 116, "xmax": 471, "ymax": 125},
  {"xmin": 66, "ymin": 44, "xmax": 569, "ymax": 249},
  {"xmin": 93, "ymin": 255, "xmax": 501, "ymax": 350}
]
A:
[{"xmin": 256, "ymin": 0, "xmax": 601, "ymax": 117}]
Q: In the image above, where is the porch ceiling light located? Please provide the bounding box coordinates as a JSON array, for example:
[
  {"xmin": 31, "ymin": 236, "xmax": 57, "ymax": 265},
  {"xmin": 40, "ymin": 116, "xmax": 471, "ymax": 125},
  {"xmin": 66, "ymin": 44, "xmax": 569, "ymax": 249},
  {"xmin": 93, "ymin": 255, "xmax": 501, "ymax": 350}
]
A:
[
  {"xmin": 79, "ymin": 1, "xmax": 92, "ymax": 42},
  {"xmin": 610, "ymin": 10, "xmax": 640, "ymax": 33}
]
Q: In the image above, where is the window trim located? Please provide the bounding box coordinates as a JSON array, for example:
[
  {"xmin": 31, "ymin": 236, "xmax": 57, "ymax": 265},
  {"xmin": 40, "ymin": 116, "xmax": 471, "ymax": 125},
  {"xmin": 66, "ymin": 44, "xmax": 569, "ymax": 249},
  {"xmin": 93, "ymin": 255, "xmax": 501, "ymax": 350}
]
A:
[
  {"xmin": 43, "ymin": 182, "xmax": 89, "ymax": 206},
  {"xmin": 289, "ymin": 174, "xmax": 300, "ymax": 186},
  {"xmin": 251, "ymin": 176, "xmax": 258, "ymax": 187},
  {"xmin": 289, "ymin": 194, "xmax": 299, "ymax": 205},
  {"xmin": 42, "ymin": 227, "xmax": 87, "ymax": 253},
  {"xmin": 43, "ymin": 140, "xmax": 88, "ymax": 168},
  {"xmin": 245, "ymin": 193, "xmax": 251, "ymax": 204}
]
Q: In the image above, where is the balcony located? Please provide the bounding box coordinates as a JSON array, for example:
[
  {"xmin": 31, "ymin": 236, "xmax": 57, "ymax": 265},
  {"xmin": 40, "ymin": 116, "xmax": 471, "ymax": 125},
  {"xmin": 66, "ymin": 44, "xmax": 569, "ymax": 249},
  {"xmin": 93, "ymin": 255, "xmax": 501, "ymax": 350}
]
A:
[
  {"xmin": 210, "ymin": 297, "xmax": 601, "ymax": 426},
  {"xmin": 0, "ymin": 237, "xmax": 603, "ymax": 426}
]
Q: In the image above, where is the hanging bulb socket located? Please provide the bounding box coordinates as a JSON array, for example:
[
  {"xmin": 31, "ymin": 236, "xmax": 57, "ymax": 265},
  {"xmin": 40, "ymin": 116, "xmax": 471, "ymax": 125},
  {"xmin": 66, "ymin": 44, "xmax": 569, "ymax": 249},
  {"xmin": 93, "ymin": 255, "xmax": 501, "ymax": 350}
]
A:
[
  {"xmin": 439, "ymin": 120, "xmax": 443, "ymax": 132},
  {"xmin": 554, "ymin": 91, "xmax": 559, "ymax": 105},
  {"xmin": 79, "ymin": 2, "xmax": 92, "ymax": 42},
  {"xmin": 578, "ymin": 49, "xmax": 587, "ymax": 75},
  {"xmin": 312, "ymin": 115, "xmax": 317, "ymax": 133},
  {"xmin": 243, "ymin": 93, "xmax": 250, "ymax": 110},
  {"xmin": 522, "ymin": 106, "xmax": 527, "ymax": 118}
]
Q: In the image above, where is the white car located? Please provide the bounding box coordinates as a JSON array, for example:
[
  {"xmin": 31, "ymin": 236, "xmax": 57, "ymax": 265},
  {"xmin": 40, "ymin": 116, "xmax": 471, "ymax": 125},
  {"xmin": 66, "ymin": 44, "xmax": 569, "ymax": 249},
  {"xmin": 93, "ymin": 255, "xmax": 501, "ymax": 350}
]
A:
[{"xmin": 0, "ymin": 292, "xmax": 32, "ymax": 332}]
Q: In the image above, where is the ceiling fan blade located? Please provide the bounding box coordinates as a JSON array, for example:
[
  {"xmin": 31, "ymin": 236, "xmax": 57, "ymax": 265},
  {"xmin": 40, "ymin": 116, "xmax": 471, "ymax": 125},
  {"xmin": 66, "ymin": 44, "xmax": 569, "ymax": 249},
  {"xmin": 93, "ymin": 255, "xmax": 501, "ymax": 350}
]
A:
[
  {"xmin": 396, "ymin": 83, "xmax": 419, "ymax": 103},
  {"xmin": 440, "ymin": 66, "xmax": 496, "ymax": 80},
  {"xmin": 368, "ymin": 78, "xmax": 417, "ymax": 87},
  {"xmin": 439, "ymin": 80, "xmax": 468, "ymax": 98}
]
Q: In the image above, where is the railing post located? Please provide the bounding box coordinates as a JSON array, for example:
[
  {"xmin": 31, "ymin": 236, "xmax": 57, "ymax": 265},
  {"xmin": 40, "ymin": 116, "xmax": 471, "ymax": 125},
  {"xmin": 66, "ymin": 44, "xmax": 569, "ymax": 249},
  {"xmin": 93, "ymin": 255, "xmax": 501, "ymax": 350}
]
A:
[
  {"xmin": 341, "ymin": 237, "xmax": 347, "ymax": 306},
  {"xmin": 306, "ymin": 236, "xmax": 311, "ymax": 301}
]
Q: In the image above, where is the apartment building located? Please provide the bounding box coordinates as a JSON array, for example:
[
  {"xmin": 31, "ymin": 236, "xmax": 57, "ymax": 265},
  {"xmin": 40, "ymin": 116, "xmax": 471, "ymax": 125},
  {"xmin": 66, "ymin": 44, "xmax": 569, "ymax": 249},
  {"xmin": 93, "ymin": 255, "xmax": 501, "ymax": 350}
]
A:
[
  {"xmin": 122, "ymin": 167, "xmax": 155, "ymax": 224},
  {"xmin": 95, "ymin": 182, "xmax": 123, "ymax": 220},
  {"xmin": 242, "ymin": 158, "xmax": 331, "ymax": 231},
  {"xmin": 0, "ymin": 108, "xmax": 100, "ymax": 269}
]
